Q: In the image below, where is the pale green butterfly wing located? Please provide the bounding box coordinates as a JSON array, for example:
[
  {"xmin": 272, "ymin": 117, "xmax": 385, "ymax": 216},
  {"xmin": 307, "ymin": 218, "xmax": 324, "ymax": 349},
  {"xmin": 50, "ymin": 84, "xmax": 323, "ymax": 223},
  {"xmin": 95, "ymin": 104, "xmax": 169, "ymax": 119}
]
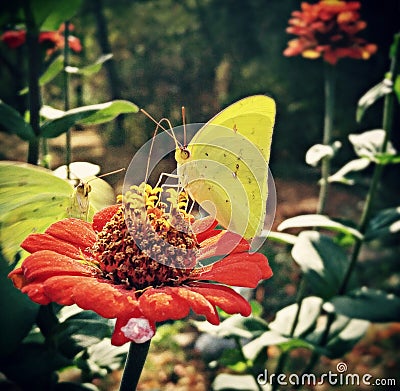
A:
[
  {"xmin": 205, "ymin": 95, "xmax": 275, "ymax": 162},
  {"xmin": 0, "ymin": 161, "xmax": 115, "ymax": 264},
  {"xmin": 175, "ymin": 95, "xmax": 275, "ymax": 240}
]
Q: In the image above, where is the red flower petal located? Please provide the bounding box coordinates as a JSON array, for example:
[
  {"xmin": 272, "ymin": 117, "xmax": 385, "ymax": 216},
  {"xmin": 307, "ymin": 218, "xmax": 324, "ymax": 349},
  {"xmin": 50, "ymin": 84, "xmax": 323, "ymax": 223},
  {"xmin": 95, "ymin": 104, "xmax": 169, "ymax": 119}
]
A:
[
  {"xmin": 198, "ymin": 231, "xmax": 250, "ymax": 261},
  {"xmin": 195, "ymin": 252, "xmax": 272, "ymax": 288},
  {"xmin": 168, "ymin": 286, "xmax": 220, "ymax": 324},
  {"xmin": 1, "ymin": 30, "xmax": 26, "ymax": 48},
  {"xmin": 112, "ymin": 317, "xmax": 133, "ymax": 346},
  {"xmin": 21, "ymin": 281, "xmax": 50, "ymax": 304},
  {"xmin": 112, "ymin": 316, "xmax": 156, "ymax": 346},
  {"xmin": 92, "ymin": 205, "xmax": 121, "ymax": 232},
  {"xmin": 188, "ymin": 282, "xmax": 251, "ymax": 317},
  {"xmin": 45, "ymin": 218, "xmax": 96, "ymax": 249},
  {"xmin": 8, "ymin": 267, "xmax": 25, "ymax": 289},
  {"xmin": 68, "ymin": 278, "xmax": 140, "ymax": 318},
  {"xmin": 41, "ymin": 275, "xmax": 77, "ymax": 306},
  {"xmin": 68, "ymin": 36, "xmax": 82, "ymax": 52},
  {"xmin": 20, "ymin": 250, "xmax": 97, "ymax": 282},
  {"xmin": 138, "ymin": 287, "xmax": 191, "ymax": 322},
  {"xmin": 21, "ymin": 233, "xmax": 85, "ymax": 258},
  {"xmin": 192, "ymin": 216, "xmax": 218, "ymax": 242}
]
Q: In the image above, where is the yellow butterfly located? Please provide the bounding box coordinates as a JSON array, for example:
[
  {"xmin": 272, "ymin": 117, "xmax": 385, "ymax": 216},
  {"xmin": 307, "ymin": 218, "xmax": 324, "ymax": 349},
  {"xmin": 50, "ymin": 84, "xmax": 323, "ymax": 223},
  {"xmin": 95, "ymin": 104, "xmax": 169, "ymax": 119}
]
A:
[{"xmin": 175, "ymin": 95, "xmax": 276, "ymax": 241}]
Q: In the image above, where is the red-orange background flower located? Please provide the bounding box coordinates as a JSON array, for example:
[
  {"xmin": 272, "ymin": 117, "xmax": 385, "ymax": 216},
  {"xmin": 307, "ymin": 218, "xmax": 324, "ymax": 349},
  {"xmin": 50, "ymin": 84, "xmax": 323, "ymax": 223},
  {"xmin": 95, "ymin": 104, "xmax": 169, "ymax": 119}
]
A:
[
  {"xmin": 283, "ymin": 0, "xmax": 377, "ymax": 64},
  {"xmin": 1, "ymin": 23, "xmax": 82, "ymax": 55}
]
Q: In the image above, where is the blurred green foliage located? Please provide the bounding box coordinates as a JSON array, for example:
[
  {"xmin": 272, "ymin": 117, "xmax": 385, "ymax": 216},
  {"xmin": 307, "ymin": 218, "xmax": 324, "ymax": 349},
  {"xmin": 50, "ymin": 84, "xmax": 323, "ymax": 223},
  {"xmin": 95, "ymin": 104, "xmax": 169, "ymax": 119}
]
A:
[{"xmin": 1, "ymin": 0, "xmax": 398, "ymax": 164}]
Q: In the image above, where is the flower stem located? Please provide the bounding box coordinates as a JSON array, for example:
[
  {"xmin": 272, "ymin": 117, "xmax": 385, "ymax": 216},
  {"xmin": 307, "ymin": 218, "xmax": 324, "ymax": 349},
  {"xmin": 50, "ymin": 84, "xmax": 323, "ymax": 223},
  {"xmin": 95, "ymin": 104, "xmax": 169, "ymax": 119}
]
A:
[
  {"xmin": 271, "ymin": 278, "xmax": 306, "ymax": 391},
  {"xmin": 317, "ymin": 63, "xmax": 335, "ymax": 214},
  {"xmin": 63, "ymin": 21, "xmax": 72, "ymax": 179},
  {"xmin": 295, "ymin": 34, "xmax": 400, "ymax": 387},
  {"xmin": 339, "ymin": 32, "xmax": 399, "ymax": 295},
  {"xmin": 23, "ymin": 1, "xmax": 41, "ymax": 165},
  {"xmin": 233, "ymin": 336, "xmax": 263, "ymax": 391},
  {"xmin": 119, "ymin": 340, "xmax": 151, "ymax": 391}
]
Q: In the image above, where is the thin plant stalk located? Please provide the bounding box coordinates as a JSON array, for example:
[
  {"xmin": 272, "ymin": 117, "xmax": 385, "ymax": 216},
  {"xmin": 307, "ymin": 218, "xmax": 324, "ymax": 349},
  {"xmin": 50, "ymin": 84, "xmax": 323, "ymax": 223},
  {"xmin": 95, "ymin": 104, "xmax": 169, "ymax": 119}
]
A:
[
  {"xmin": 232, "ymin": 337, "xmax": 264, "ymax": 391},
  {"xmin": 317, "ymin": 63, "xmax": 335, "ymax": 214},
  {"xmin": 23, "ymin": 2, "xmax": 41, "ymax": 165},
  {"xmin": 119, "ymin": 340, "xmax": 151, "ymax": 391},
  {"xmin": 271, "ymin": 278, "xmax": 307, "ymax": 391},
  {"xmin": 63, "ymin": 21, "xmax": 72, "ymax": 179},
  {"xmin": 277, "ymin": 65, "xmax": 337, "ymax": 386},
  {"xmin": 294, "ymin": 34, "xmax": 400, "ymax": 389}
]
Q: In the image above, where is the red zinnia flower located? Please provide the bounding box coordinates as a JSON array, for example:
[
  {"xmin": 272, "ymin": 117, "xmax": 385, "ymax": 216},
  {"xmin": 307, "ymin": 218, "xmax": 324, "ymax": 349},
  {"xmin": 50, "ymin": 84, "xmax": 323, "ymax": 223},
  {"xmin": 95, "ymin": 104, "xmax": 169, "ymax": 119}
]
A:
[
  {"xmin": 283, "ymin": 0, "xmax": 377, "ymax": 65},
  {"xmin": 9, "ymin": 183, "xmax": 272, "ymax": 346},
  {"xmin": 0, "ymin": 30, "xmax": 26, "ymax": 49},
  {"xmin": 1, "ymin": 23, "xmax": 82, "ymax": 54}
]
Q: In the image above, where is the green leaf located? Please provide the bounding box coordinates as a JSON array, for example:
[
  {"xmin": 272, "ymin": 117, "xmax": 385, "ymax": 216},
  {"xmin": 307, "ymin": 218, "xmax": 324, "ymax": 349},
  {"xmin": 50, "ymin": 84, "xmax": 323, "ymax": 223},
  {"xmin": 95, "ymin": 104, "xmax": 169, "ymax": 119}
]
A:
[
  {"xmin": 41, "ymin": 105, "xmax": 65, "ymax": 120},
  {"xmin": 249, "ymin": 300, "xmax": 263, "ymax": 317},
  {"xmin": 0, "ymin": 256, "xmax": 39, "ymax": 358},
  {"xmin": 349, "ymin": 129, "xmax": 397, "ymax": 162},
  {"xmin": 20, "ymin": 55, "xmax": 64, "ymax": 95},
  {"xmin": 55, "ymin": 310, "xmax": 114, "ymax": 359},
  {"xmin": 55, "ymin": 317, "xmax": 112, "ymax": 358},
  {"xmin": 213, "ymin": 373, "xmax": 269, "ymax": 391},
  {"xmin": 365, "ymin": 206, "xmax": 400, "ymax": 240},
  {"xmin": 65, "ymin": 54, "xmax": 113, "ymax": 76},
  {"xmin": 306, "ymin": 314, "xmax": 369, "ymax": 358},
  {"xmin": 305, "ymin": 141, "xmax": 341, "ymax": 167},
  {"xmin": 40, "ymin": 0, "xmax": 83, "ymax": 30},
  {"xmin": 30, "ymin": 0, "xmax": 58, "ymax": 28},
  {"xmin": 1, "ymin": 342, "xmax": 71, "ymax": 389},
  {"xmin": 328, "ymin": 158, "xmax": 370, "ymax": 185},
  {"xmin": 278, "ymin": 214, "xmax": 362, "ymax": 240},
  {"xmin": 243, "ymin": 330, "xmax": 313, "ymax": 361},
  {"xmin": 329, "ymin": 287, "xmax": 400, "ymax": 322},
  {"xmin": 291, "ymin": 231, "xmax": 349, "ymax": 300},
  {"xmin": 40, "ymin": 100, "xmax": 139, "ymax": 138},
  {"xmin": 0, "ymin": 101, "xmax": 35, "ymax": 141},
  {"xmin": 374, "ymin": 152, "xmax": 400, "ymax": 165},
  {"xmin": 266, "ymin": 231, "xmax": 297, "ymax": 245},
  {"xmin": 193, "ymin": 314, "xmax": 267, "ymax": 340},
  {"xmin": 394, "ymin": 74, "xmax": 400, "ymax": 103},
  {"xmin": 357, "ymin": 79, "xmax": 393, "ymax": 122},
  {"xmin": 326, "ymin": 318, "xmax": 370, "ymax": 358},
  {"xmin": 78, "ymin": 338, "xmax": 128, "ymax": 372},
  {"xmin": 269, "ymin": 296, "xmax": 323, "ymax": 338},
  {"xmin": 219, "ymin": 348, "xmax": 248, "ymax": 371}
]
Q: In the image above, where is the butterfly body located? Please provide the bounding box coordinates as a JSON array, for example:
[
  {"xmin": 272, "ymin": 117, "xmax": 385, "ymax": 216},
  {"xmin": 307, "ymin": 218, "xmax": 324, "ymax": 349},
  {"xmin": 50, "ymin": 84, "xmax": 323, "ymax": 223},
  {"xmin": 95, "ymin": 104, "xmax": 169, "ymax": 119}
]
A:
[{"xmin": 68, "ymin": 181, "xmax": 92, "ymax": 220}]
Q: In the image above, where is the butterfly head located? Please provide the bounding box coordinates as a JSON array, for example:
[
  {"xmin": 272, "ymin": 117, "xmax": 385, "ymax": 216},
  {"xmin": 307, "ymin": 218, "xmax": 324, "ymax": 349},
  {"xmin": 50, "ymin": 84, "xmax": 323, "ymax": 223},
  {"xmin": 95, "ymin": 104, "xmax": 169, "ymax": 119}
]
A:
[
  {"xmin": 76, "ymin": 181, "xmax": 92, "ymax": 197},
  {"xmin": 175, "ymin": 145, "xmax": 191, "ymax": 165},
  {"xmin": 180, "ymin": 146, "xmax": 190, "ymax": 160}
]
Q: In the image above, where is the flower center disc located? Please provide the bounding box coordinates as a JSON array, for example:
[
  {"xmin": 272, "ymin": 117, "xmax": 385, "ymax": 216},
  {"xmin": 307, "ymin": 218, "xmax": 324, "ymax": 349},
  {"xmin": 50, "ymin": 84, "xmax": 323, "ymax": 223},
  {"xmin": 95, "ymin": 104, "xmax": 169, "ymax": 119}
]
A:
[{"xmin": 94, "ymin": 184, "xmax": 199, "ymax": 290}]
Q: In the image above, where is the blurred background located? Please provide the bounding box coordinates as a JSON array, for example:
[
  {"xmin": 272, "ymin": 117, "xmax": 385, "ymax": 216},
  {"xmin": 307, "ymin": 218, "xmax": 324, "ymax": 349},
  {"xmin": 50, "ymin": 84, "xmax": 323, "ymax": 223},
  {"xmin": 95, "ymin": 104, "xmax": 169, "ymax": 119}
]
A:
[{"xmin": 1, "ymin": 0, "xmax": 399, "ymax": 173}]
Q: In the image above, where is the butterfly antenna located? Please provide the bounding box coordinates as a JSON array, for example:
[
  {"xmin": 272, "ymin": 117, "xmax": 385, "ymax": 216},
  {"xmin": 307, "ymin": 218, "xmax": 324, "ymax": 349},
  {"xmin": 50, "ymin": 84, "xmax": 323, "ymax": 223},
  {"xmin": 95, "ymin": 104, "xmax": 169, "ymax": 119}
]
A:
[
  {"xmin": 182, "ymin": 106, "xmax": 187, "ymax": 147},
  {"xmin": 97, "ymin": 168, "xmax": 126, "ymax": 179},
  {"xmin": 141, "ymin": 108, "xmax": 185, "ymax": 182},
  {"xmin": 141, "ymin": 109, "xmax": 182, "ymax": 148}
]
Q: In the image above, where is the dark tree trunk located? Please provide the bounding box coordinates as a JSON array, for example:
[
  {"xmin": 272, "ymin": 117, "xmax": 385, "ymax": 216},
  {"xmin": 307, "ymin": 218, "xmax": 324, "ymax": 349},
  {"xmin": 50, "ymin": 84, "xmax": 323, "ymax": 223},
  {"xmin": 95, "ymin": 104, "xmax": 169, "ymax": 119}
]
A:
[{"xmin": 92, "ymin": 0, "xmax": 126, "ymax": 146}]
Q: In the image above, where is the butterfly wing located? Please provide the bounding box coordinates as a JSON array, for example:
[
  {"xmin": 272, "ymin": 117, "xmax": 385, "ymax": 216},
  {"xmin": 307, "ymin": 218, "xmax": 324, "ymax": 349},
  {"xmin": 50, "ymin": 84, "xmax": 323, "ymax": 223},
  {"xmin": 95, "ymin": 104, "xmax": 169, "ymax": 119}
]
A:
[
  {"xmin": 0, "ymin": 161, "xmax": 73, "ymax": 264},
  {"xmin": 176, "ymin": 95, "xmax": 275, "ymax": 240},
  {"xmin": 0, "ymin": 161, "xmax": 116, "ymax": 264}
]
